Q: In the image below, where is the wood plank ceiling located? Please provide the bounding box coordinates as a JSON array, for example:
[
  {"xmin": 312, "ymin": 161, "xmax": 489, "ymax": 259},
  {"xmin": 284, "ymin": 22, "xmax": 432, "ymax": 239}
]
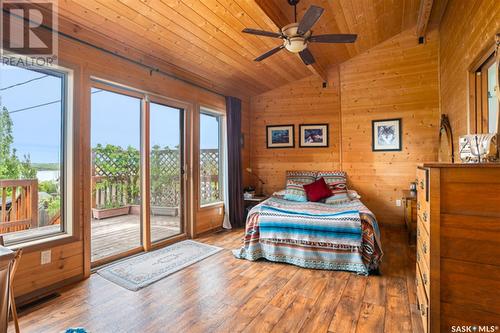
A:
[{"xmin": 49, "ymin": 0, "xmax": 425, "ymax": 97}]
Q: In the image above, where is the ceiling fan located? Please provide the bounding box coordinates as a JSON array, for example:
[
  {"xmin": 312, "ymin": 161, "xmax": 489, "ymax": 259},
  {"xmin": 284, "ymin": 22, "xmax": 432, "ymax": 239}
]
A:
[{"xmin": 242, "ymin": 0, "xmax": 357, "ymax": 65}]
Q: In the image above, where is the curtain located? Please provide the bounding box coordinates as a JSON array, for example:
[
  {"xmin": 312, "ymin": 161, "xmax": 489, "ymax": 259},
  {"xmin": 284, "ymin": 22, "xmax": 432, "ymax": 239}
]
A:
[{"xmin": 224, "ymin": 96, "xmax": 244, "ymax": 228}]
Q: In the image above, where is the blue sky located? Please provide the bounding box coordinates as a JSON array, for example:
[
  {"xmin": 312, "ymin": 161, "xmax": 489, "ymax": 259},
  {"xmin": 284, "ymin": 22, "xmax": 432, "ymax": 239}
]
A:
[{"xmin": 0, "ymin": 64, "xmax": 219, "ymax": 164}]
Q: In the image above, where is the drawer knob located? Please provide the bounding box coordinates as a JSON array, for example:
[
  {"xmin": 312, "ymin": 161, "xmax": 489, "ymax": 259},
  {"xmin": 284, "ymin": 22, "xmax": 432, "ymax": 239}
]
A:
[
  {"xmin": 422, "ymin": 211, "xmax": 428, "ymax": 222},
  {"xmin": 422, "ymin": 242, "xmax": 428, "ymax": 254}
]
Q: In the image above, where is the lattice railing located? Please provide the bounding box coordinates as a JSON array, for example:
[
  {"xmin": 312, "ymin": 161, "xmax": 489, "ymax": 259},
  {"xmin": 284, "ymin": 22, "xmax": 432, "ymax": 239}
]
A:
[
  {"xmin": 92, "ymin": 147, "xmax": 220, "ymax": 208},
  {"xmin": 150, "ymin": 149, "xmax": 181, "ymax": 207},
  {"xmin": 200, "ymin": 149, "xmax": 221, "ymax": 205}
]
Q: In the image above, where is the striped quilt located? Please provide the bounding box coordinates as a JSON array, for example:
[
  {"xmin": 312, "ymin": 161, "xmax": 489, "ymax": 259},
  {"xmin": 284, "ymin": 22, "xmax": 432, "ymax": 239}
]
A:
[{"xmin": 233, "ymin": 197, "xmax": 383, "ymax": 275}]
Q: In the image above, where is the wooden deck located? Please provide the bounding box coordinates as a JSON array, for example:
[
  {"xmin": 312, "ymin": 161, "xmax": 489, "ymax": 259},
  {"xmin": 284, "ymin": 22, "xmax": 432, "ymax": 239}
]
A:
[
  {"xmin": 91, "ymin": 214, "xmax": 181, "ymax": 262},
  {"xmin": 8, "ymin": 227, "xmax": 423, "ymax": 333}
]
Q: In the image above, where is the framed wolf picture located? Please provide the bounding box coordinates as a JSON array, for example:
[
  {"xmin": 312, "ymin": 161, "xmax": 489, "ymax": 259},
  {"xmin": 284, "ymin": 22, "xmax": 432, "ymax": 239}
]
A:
[{"xmin": 372, "ymin": 118, "xmax": 402, "ymax": 151}]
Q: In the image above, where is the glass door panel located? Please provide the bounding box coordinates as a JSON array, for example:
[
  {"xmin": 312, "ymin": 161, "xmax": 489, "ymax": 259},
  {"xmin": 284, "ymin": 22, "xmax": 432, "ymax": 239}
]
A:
[
  {"xmin": 90, "ymin": 88, "xmax": 142, "ymax": 263},
  {"xmin": 149, "ymin": 102, "xmax": 183, "ymax": 243}
]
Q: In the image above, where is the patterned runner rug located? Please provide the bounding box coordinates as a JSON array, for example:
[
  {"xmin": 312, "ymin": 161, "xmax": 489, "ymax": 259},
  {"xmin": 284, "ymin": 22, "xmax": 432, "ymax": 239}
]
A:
[{"xmin": 97, "ymin": 240, "xmax": 223, "ymax": 291}]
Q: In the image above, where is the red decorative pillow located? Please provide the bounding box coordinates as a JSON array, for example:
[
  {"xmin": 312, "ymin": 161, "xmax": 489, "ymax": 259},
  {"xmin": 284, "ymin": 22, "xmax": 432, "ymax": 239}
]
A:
[{"xmin": 303, "ymin": 177, "xmax": 332, "ymax": 202}]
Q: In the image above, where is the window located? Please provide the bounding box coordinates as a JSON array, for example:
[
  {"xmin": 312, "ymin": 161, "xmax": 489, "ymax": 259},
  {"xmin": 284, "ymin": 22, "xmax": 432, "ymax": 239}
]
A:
[
  {"xmin": 470, "ymin": 52, "xmax": 499, "ymax": 134},
  {"xmin": 199, "ymin": 110, "xmax": 223, "ymax": 206},
  {"xmin": 0, "ymin": 60, "xmax": 72, "ymax": 245}
]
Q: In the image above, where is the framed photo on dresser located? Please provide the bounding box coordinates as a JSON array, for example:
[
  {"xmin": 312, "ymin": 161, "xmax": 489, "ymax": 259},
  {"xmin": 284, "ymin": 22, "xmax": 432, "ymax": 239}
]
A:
[{"xmin": 299, "ymin": 124, "xmax": 329, "ymax": 147}]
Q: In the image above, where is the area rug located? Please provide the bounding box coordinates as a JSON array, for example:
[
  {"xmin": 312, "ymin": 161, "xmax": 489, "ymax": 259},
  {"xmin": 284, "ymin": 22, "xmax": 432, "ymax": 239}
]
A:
[{"xmin": 97, "ymin": 240, "xmax": 223, "ymax": 291}]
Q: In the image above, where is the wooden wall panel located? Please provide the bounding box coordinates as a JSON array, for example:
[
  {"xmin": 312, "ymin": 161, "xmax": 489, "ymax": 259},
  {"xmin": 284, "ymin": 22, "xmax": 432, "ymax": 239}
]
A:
[
  {"xmin": 249, "ymin": 70, "xmax": 342, "ymax": 193},
  {"xmin": 340, "ymin": 28, "xmax": 440, "ymax": 226},
  {"xmin": 248, "ymin": 28, "xmax": 440, "ymax": 227},
  {"xmin": 439, "ymin": 0, "xmax": 500, "ymax": 159}
]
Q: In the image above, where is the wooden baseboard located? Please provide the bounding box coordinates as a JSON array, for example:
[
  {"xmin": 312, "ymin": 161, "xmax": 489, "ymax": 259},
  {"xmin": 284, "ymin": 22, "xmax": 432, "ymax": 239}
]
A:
[
  {"xmin": 193, "ymin": 226, "xmax": 223, "ymax": 238},
  {"xmin": 15, "ymin": 273, "xmax": 85, "ymax": 307}
]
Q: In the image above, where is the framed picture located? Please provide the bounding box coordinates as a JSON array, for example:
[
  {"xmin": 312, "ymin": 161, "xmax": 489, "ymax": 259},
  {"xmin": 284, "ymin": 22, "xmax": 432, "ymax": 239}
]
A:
[
  {"xmin": 299, "ymin": 124, "xmax": 329, "ymax": 148},
  {"xmin": 266, "ymin": 124, "xmax": 295, "ymax": 148},
  {"xmin": 372, "ymin": 118, "xmax": 402, "ymax": 151}
]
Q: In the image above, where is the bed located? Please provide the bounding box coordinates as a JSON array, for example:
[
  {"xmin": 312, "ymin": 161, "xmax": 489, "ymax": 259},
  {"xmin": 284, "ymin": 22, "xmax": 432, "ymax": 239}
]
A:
[{"xmin": 233, "ymin": 196, "xmax": 383, "ymax": 275}]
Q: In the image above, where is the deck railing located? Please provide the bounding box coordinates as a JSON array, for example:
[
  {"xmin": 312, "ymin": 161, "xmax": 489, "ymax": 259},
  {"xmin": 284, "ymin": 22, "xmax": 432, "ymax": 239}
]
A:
[
  {"xmin": 91, "ymin": 147, "xmax": 220, "ymax": 208},
  {"xmin": 0, "ymin": 179, "xmax": 38, "ymax": 233}
]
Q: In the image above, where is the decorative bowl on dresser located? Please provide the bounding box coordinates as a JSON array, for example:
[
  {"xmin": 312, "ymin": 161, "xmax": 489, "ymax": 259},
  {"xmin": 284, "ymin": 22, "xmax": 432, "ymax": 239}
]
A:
[{"xmin": 415, "ymin": 163, "xmax": 500, "ymax": 333}]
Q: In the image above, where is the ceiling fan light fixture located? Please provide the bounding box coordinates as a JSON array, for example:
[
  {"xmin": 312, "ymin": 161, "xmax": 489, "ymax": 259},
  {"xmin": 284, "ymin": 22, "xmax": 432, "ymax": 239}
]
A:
[{"xmin": 284, "ymin": 37, "xmax": 308, "ymax": 53}]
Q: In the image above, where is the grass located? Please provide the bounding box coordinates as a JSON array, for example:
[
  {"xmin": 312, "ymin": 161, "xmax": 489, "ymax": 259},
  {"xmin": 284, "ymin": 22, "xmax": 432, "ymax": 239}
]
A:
[{"xmin": 32, "ymin": 163, "xmax": 59, "ymax": 171}]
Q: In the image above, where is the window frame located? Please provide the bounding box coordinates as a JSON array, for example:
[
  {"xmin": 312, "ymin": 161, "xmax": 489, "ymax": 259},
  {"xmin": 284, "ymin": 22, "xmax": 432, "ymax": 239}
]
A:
[
  {"xmin": 199, "ymin": 107, "xmax": 225, "ymax": 208},
  {"xmin": 468, "ymin": 47, "xmax": 500, "ymax": 134},
  {"xmin": 1, "ymin": 56, "xmax": 74, "ymax": 248}
]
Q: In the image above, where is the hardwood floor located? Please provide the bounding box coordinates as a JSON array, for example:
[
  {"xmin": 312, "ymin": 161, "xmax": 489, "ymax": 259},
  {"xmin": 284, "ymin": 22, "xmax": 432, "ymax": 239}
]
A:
[
  {"xmin": 8, "ymin": 227, "xmax": 422, "ymax": 333},
  {"xmin": 91, "ymin": 214, "xmax": 181, "ymax": 262}
]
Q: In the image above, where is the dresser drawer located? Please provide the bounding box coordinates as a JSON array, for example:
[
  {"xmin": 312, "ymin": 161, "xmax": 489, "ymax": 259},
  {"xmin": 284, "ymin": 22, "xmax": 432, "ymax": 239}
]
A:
[
  {"xmin": 417, "ymin": 204, "xmax": 430, "ymax": 231},
  {"xmin": 417, "ymin": 213, "xmax": 429, "ymax": 243},
  {"xmin": 417, "ymin": 231, "xmax": 430, "ymax": 273},
  {"xmin": 416, "ymin": 270, "xmax": 429, "ymax": 333},
  {"xmin": 416, "ymin": 168, "xmax": 430, "ymax": 217},
  {"xmin": 417, "ymin": 255, "xmax": 430, "ymax": 298}
]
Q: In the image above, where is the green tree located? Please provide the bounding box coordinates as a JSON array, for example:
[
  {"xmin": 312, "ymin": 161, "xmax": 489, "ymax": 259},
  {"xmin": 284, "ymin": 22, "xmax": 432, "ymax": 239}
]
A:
[{"xmin": 0, "ymin": 106, "xmax": 37, "ymax": 179}]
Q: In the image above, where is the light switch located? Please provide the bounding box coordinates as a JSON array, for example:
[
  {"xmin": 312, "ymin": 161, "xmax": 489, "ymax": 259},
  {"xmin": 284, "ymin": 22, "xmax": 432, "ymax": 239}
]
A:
[{"xmin": 396, "ymin": 199, "xmax": 402, "ymax": 207}]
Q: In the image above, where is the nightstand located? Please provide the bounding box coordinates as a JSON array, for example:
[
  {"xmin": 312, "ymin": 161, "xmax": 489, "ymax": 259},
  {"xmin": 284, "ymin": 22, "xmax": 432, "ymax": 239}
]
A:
[
  {"xmin": 243, "ymin": 196, "xmax": 268, "ymax": 221},
  {"xmin": 402, "ymin": 190, "xmax": 417, "ymax": 245}
]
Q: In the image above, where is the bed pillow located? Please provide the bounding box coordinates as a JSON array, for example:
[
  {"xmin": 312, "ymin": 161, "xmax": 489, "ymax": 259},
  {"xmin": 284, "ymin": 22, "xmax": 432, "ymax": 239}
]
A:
[
  {"xmin": 347, "ymin": 190, "xmax": 361, "ymax": 199},
  {"xmin": 316, "ymin": 171, "xmax": 347, "ymax": 195},
  {"xmin": 284, "ymin": 180, "xmax": 308, "ymax": 202},
  {"xmin": 286, "ymin": 170, "xmax": 317, "ymax": 184},
  {"xmin": 303, "ymin": 177, "xmax": 332, "ymax": 202},
  {"xmin": 324, "ymin": 192, "xmax": 351, "ymax": 205}
]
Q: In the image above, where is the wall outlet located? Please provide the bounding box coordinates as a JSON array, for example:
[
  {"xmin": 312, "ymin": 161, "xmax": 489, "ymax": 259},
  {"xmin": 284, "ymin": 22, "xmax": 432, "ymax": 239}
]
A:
[
  {"xmin": 41, "ymin": 250, "xmax": 51, "ymax": 265},
  {"xmin": 396, "ymin": 199, "xmax": 402, "ymax": 207}
]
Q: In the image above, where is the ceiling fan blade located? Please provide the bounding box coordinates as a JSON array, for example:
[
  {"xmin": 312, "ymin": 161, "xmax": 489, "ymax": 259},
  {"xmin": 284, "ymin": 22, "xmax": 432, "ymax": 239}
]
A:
[
  {"xmin": 299, "ymin": 48, "xmax": 315, "ymax": 65},
  {"xmin": 297, "ymin": 5, "xmax": 324, "ymax": 35},
  {"xmin": 255, "ymin": 45, "xmax": 285, "ymax": 61},
  {"xmin": 309, "ymin": 34, "xmax": 358, "ymax": 43},
  {"xmin": 242, "ymin": 28, "xmax": 283, "ymax": 39}
]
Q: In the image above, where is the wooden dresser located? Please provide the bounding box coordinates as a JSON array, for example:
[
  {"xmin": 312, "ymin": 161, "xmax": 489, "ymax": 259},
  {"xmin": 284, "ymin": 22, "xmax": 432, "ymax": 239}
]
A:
[{"xmin": 415, "ymin": 163, "xmax": 500, "ymax": 332}]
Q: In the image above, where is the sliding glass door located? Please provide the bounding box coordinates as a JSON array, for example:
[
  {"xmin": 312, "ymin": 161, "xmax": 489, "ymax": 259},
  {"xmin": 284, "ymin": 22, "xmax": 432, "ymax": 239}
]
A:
[
  {"xmin": 149, "ymin": 101, "xmax": 183, "ymax": 243},
  {"xmin": 90, "ymin": 84, "xmax": 185, "ymax": 265},
  {"xmin": 90, "ymin": 88, "xmax": 142, "ymax": 263}
]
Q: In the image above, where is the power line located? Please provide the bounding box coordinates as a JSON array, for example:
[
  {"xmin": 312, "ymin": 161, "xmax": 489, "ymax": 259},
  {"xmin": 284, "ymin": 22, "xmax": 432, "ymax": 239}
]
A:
[
  {"xmin": 0, "ymin": 75, "xmax": 49, "ymax": 91},
  {"xmin": 8, "ymin": 99, "xmax": 60, "ymax": 114},
  {"xmin": 6, "ymin": 89, "xmax": 104, "ymax": 114}
]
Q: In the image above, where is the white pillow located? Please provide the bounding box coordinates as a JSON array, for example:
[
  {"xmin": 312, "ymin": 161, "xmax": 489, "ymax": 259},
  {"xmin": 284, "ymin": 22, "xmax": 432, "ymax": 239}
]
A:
[
  {"xmin": 273, "ymin": 189, "xmax": 286, "ymax": 196},
  {"xmin": 347, "ymin": 190, "xmax": 361, "ymax": 199}
]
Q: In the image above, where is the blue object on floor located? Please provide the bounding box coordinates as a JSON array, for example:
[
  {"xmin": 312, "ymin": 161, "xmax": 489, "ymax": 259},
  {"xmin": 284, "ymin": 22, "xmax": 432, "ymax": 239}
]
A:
[{"xmin": 65, "ymin": 328, "xmax": 87, "ymax": 333}]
